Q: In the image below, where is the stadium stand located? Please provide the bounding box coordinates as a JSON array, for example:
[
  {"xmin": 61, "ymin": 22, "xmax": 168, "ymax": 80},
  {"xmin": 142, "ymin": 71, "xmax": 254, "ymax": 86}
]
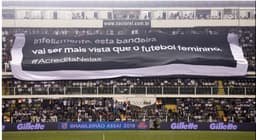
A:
[
  {"xmin": 2, "ymin": 27, "xmax": 255, "ymax": 96},
  {"xmin": 2, "ymin": 98, "xmax": 255, "ymax": 123},
  {"xmin": 2, "ymin": 78, "xmax": 255, "ymax": 95},
  {"xmin": 2, "ymin": 1, "xmax": 255, "ymax": 136}
]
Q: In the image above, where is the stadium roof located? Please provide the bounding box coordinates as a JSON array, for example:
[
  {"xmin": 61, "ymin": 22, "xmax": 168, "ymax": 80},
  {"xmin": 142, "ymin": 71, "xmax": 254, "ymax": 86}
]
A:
[{"xmin": 3, "ymin": 1, "xmax": 255, "ymax": 8}]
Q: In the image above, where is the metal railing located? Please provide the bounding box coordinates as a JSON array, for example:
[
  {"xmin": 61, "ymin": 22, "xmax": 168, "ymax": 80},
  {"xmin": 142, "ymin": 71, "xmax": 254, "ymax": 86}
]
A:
[{"xmin": 3, "ymin": 86, "xmax": 255, "ymax": 96}]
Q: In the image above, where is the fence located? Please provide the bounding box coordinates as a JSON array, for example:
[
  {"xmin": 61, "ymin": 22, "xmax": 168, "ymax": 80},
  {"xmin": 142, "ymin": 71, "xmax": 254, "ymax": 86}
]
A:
[{"xmin": 3, "ymin": 86, "xmax": 255, "ymax": 96}]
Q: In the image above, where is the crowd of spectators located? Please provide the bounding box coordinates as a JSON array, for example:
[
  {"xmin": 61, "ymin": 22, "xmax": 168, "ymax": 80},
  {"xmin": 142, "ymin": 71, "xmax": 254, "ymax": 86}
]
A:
[
  {"xmin": 2, "ymin": 98, "xmax": 255, "ymax": 124},
  {"xmin": 223, "ymin": 79, "xmax": 255, "ymax": 95},
  {"xmin": 2, "ymin": 78, "xmax": 255, "ymax": 95},
  {"xmin": 174, "ymin": 98, "xmax": 218, "ymax": 122},
  {"xmin": 239, "ymin": 29, "xmax": 256, "ymax": 71},
  {"xmin": 221, "ymin": 98, "xmax": 255, "ymax": 123}
]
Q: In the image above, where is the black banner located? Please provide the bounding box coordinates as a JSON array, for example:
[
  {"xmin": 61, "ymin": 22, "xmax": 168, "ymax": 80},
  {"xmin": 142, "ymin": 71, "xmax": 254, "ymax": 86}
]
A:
[{"xmin": 21, "ymin": 33, "xmax": 236, "ymax": 71}]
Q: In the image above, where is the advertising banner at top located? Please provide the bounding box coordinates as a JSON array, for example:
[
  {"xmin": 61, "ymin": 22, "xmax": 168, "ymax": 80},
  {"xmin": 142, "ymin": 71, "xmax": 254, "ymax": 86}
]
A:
[{"xmin": 11, "ymin": 32, "xmax": 248, "ymax": 80}]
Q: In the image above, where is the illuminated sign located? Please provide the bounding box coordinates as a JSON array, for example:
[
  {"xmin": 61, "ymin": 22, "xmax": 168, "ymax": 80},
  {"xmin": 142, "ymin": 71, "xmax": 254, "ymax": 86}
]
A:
[
  {"xmin": 209, "ymin": 123, "xmax": 238, "ymax": 130},
  {"xmin": 17, "ymin": 123, "xmax": 45, "ymax": 130},
  {"xmin": 170, "ymin": 122, "xmax": 198, "ymax": 130}
]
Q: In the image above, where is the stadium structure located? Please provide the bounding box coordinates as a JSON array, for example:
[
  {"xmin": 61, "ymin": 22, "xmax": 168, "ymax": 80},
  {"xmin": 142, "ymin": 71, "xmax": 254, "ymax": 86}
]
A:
[{"xmin": 2, "ymin": 0, "xmax": 256, "ymax": 140}]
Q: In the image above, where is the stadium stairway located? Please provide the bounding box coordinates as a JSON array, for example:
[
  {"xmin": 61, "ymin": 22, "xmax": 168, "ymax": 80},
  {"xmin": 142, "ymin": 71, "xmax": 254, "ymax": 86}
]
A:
[
  {"xmin": 165, "ymin": 104, "xmax": 177, "ymax": 113},
  {"xmin": 217, "ymin": 80, "xmax": 225, "ymax": 95},
  {"xmin": 216, "ymin": 105, "xmax": 225, "ymax": 121},
  {"xmin": 2, "ymin": 82, "xmax": 9, "ymax": 95}
]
